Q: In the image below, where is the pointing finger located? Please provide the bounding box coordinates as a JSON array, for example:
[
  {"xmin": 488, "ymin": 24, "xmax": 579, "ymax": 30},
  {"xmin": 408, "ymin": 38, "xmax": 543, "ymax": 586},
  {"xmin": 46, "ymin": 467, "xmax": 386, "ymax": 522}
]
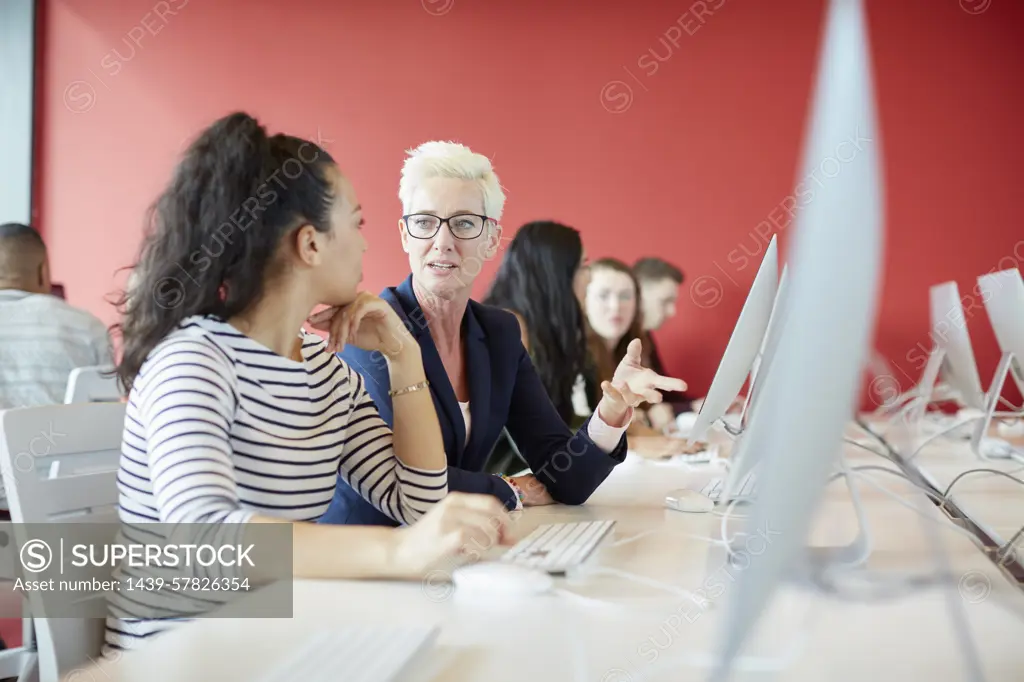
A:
[{"xmin": 651, "ymin": 375, "xmax": 688, "ymax": 392}]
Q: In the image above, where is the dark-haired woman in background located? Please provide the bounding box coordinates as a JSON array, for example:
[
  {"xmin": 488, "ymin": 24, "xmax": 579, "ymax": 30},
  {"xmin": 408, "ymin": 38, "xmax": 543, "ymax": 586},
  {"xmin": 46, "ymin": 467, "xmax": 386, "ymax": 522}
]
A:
[
  {"xmin": 584, "ymin": 258, "xmax": 703, "ymax": 458},
  {"xmin": 483, "ymin": 221, "xmax": 595, "ymax": 427},
  {"xmin": 107, "ymin": 112, "xmax": 510, "ymax": 652}
]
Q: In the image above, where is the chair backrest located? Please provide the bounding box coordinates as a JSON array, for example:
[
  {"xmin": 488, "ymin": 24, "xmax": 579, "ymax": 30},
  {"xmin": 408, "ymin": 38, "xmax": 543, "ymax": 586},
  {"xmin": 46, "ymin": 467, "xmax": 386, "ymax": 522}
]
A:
[
  {"xmin": 0, "ymin": 402, "xmax": 125, "ymax": 682},
  {"xmin": 63, "ymin": 365, "xmax": 122, "ymax": 404}
]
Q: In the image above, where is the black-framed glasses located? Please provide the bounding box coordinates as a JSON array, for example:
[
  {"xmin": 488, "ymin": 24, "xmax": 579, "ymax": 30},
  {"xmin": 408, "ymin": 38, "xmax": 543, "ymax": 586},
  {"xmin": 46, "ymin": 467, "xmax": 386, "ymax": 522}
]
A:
[{"xmin": 402, "ymin": 213, "xmax": 491, "ymax": 240}]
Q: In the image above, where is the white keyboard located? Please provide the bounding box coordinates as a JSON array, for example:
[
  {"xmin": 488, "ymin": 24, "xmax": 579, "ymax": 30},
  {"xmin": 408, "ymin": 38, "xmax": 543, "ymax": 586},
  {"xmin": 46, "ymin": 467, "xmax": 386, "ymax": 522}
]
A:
[
  {"xmin": 501, "ymin": 520, "xmax": 616, "ymax": 574},
  {"xmin": 674, "ymin": 444, "xmax": 719, "ymax": 465},
  {"xmin": 255, "ymin": 625, "xmax": 439, "ymax": 682},
  {"xmin": 700, "ymin": 472, "xmax": 757, "ymax": 502}
]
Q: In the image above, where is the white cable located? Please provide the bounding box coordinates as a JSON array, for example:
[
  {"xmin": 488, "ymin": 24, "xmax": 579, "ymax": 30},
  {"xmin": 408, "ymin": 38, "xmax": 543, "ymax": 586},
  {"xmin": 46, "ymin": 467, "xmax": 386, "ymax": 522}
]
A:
[
  {"xmin": 842, "ymin": 436, "xmax": 893, "ymax": 460},
  {"xmin": 570, "ymin": 565, "xmax": 706, "ymax": 607},
  {"xmin": 718, "ymin": 496, "xmax": 751, "ymax": 558},
  {"xmin": 840, "ymin": 467, "xmax": 982, "ymax": 544},
  {"xmin": 905, "ymin": 415, "xmax": 985, "ymax": 460},
  {"xmin": 605, "ymin": 529, "xmax": 727, "ymax": 550}
]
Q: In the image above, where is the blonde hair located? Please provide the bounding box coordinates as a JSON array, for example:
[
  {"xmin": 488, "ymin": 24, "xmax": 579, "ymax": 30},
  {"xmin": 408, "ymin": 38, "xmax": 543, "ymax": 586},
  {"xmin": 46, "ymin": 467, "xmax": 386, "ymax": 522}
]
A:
[{"xmin": 398, "ymin": 141, "xmax": 506, "ymax": 221}]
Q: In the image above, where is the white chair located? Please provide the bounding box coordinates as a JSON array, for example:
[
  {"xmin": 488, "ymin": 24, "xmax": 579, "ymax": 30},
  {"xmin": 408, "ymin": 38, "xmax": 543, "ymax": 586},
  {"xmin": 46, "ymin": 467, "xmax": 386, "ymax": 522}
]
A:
[
  {"xmin": 63, "ymin": 366, "xmax": 122, "ymax": 404},
  {"xmin": 0, "ymin": 403, "xmax": 125, "ymax": 682}
]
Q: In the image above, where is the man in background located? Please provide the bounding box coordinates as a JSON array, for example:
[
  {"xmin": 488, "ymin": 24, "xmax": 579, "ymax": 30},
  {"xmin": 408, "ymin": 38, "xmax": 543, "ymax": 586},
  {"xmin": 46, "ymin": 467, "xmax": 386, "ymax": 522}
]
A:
[
  {"xmin": 0, "ymin": 222, "xmax": 113, "ymax": 409},
  {"xmin": 633, "ymin": 257, "xmax": 700, "ymax": 430}
]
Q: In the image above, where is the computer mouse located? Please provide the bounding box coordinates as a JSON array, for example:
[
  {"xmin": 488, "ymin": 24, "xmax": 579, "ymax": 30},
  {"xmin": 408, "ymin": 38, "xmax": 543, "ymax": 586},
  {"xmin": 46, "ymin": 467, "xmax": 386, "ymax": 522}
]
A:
[
  {"xmin": 675, "ymin": 412, "xmax": 699, "ymax": 434},
  {"xmin": 451, "ymin": 562, "xmax": 554, "ymax": 597},
  {"xmin": 979, "ymin": 437, "xmax": 1016, "ymax": 459},
  {"xmin": 664, "ymin": 488, "xmax": 714, "ymax": 513}
]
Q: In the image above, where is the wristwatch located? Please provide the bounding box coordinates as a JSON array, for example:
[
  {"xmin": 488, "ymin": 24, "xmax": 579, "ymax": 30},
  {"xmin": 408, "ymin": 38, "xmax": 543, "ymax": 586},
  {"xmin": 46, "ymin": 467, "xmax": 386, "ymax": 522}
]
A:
[{"xmin": 499, "ymin": 475, "xmax": 525, "ymax": 511}]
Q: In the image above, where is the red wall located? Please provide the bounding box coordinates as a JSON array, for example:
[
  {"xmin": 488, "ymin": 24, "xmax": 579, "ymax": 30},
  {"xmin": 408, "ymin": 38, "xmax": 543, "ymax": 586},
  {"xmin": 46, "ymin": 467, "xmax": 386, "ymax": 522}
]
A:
[{"xmin": 36, "ymin": 0, "xmax": 1024, "ymax": 405}]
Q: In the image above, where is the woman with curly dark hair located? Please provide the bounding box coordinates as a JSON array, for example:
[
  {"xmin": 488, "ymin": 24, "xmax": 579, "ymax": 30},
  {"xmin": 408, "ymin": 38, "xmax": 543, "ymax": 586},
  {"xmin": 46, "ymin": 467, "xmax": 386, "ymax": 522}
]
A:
[{"xmin": 107, "ymin": 111, "xmax": 510, "ymax": 652}]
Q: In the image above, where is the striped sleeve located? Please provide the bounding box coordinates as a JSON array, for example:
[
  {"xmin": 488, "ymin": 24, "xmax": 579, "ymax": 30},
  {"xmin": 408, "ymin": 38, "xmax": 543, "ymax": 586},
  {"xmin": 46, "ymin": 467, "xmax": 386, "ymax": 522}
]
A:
[
  {"xmin": 135, "ymin": 338, "xmax": 254, "ymax": 526},
  {"xmin": 335, "ymin": 362, "xmax": 447, "ymax": 525}
]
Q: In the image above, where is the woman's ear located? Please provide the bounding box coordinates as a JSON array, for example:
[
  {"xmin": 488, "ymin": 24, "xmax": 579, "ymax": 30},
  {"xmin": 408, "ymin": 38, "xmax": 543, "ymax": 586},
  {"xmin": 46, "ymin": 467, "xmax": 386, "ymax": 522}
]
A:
[
  {"xmin": 484, "ymin": 223, "xmax": 503, "ymax": 259},
  {"xmin": 398, "ymin": 219, "xmax": 410, "ymax": 254},
  {"xmin": 294, "ymin": 224, "xmax": 324, "ymax": 266}
]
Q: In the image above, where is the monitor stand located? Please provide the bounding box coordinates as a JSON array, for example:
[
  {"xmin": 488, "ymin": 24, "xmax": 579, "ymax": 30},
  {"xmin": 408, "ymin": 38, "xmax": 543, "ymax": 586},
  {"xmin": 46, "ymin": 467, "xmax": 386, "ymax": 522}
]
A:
[
  {"xmin": 870, "ymin": 348, "xmax": 964, "ymax": 428},
  {"xmin": 716, "ymin": 454, "xmax": 872, "ymax": 575},
  {"xmin": 970, "ymin": 351, "xmax": 1024, "ymax": 462}
]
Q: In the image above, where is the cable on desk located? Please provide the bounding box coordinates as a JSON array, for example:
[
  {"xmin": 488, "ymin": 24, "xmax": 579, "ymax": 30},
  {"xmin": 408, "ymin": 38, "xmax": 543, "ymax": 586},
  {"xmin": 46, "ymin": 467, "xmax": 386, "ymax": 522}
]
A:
[
  {"xmin": 842, "ymin": 436, "xmax": 895, "ymax": 462},
  {"xmin": 567, "ymin": 565, "xmax": 706, "ymax": 607},
  {"xmin": 856, "ymin": 414, "xmax": 988, "ymax": 463},
  {"xmin": 605, "ymin": 528, "xmax": 729, "ymax": 550},
  {"xmin": 718, "ymin": 496, "xmax": 751, "ymax": 560},
  {"xmin": 837, "ymin": 467, "xmax": 982, "ymax": 544},
  {"xmin": 939, "ymin": 469, "xmax": 1024, "ymax": 515},
  {"xmin": 995, "ymin": 523, "xmax": 1024, "ymax": 565},
  {"xmin": 853, "ymin": 417, "xmax": 900, "ymax": 458},
  {"xmin": 855, "ymin": 417, "xmax": 990, "ymax": 682},
  {"xmin": 838, "ymin": 465, "xmax": 941, "ymax": 502}
]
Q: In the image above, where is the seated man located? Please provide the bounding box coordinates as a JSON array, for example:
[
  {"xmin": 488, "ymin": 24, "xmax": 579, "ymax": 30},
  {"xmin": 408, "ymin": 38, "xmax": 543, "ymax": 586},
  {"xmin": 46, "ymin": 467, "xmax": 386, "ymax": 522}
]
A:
[
  {"xmin": 0, "ymin": 222, "xmax": 113, "ymax": 409},
  {"xmin": 633, "ymin": 257, "xmax": 701, "ymax": 431}
]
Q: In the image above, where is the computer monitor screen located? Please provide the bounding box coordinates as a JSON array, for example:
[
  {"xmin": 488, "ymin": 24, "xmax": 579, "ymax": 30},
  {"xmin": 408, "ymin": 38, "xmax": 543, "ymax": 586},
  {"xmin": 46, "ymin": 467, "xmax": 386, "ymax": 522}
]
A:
[
  {"xmin": 977, "ymin": 268, "xmax": 1024, "ymax": 395},
  {"xmin": 714, "ymin": 0, "xmax": 883, "ymax": 675},
  {"xmin": 743, "ymin": 265, "xmax": 791, "ymax": 425},
  {"xmin": 929, "ymin": 281, "xmax": 985, "ymax": 410},
  {"xmin": 688, "ymin": 235, "xmax": 779, "ymax": 444}
]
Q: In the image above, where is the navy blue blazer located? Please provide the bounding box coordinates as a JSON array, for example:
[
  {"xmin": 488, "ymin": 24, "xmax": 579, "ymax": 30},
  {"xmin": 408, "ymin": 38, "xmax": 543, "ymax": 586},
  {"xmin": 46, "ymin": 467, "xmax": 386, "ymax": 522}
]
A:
[{"xmin": 318, "ymin": 275, "xmax": 628, "ymax": 526}]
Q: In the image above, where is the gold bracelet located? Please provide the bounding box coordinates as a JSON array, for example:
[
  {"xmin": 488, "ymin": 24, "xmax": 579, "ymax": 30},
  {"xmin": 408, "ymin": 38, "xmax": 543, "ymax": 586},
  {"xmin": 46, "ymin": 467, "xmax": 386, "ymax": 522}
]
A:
[{"xmin": 388, "ymin": 379, "xmax": 430, "ymax": 398}]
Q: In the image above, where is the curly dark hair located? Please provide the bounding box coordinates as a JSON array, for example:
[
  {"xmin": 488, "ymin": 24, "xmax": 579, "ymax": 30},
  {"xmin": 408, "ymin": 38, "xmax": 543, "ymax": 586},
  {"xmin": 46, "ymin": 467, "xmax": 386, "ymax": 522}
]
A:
[
  {"xmin": 484, "ymin": 221, "xmax": 588, "ymax": 424},
  {"xmin": 112, "ymin": 112, "xmax": 336, "ymax": 393}
]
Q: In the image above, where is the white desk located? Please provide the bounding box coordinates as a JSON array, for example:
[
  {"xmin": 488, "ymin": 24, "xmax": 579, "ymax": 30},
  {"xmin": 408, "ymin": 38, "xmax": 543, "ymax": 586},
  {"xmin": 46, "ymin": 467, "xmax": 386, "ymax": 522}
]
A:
[{"xmin": 64, "ymin": 439, "xmax": 1024, "ymax": 682}]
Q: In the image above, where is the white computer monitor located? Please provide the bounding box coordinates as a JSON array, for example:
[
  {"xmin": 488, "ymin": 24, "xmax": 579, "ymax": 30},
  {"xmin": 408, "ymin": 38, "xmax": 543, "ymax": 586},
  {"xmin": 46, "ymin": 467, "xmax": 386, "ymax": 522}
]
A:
[
  {"xmin": 688, "ymin": 235, "xmax": 779, "ymax": 444},
  {"xmin": 712, "ymin": 0, "xmax": 883, "ymax": 676},
  {"xmin": 977, "ymin": 268, "xmax": 1024, "ymax": 398},
  {"xmin": 740, "ymin": 264, "xmax": 791, "ymax": 431},
  {"xmin": 723, "ymin": 265, "xmax": 792, "ymax": 492},
  {"xmin": 64, "ymin": 365, "xmax": 122, "ymax": 404},
  {"xmin": 929, "ymin": 281, "xmax": 986, "ymax": 410}
]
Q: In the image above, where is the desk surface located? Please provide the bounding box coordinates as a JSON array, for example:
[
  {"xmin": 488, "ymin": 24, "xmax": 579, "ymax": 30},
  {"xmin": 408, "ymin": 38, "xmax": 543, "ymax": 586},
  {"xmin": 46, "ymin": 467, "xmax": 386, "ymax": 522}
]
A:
[
  {"xmin": 65, "ymin": 429, "xmax": 1024, "ymax": 682},
  {"xmin": 895, "ymin": 423, "xmax": 1024, "ymax": 568}
]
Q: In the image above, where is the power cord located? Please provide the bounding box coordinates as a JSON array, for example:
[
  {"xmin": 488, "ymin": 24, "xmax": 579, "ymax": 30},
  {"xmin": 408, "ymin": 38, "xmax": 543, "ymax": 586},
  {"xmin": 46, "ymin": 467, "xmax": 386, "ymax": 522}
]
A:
[
  {"xmin": 853, "ymin": 417, "xmax": 989, "ymax": 681},
  {"xmin": 605, "ymin": 528, "xmax": 729, "ymax": 550},
  {"xmin": 836, "ymin": 466, "xmax": 982, "ymax": 544},
  {"xmin": 939, "ymin": 469, "xmax": 1024, "ymax": 515},
  {"xmin": 842, "ymin": 436, "xmax": 896, "ymax": 462}
]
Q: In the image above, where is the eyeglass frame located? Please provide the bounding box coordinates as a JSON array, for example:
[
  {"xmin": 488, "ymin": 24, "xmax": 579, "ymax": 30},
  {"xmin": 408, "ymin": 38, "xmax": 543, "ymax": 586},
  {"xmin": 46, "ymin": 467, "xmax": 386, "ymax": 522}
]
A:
[{"xmin": 400, "ymin": 213, "xmax": 495, "ymax": 240}]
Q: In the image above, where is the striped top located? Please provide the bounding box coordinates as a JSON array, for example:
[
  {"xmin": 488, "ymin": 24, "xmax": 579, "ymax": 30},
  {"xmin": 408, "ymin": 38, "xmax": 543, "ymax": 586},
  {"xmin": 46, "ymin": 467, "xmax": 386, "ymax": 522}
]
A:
[{"xmin": 106, "ymin": 315, "xmax": 447, "ymax": 651}]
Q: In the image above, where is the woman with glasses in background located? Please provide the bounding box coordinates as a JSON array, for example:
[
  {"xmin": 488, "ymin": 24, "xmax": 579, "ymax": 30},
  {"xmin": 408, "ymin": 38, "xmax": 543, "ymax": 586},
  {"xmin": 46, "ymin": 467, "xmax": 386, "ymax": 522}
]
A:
[
  {"xmin": 313, "ymin": 142, "xmax": 686, "ymax": 520},
  {"xmin": 583, "ymin": 258, "xmax": 705, "ymax": 459}
]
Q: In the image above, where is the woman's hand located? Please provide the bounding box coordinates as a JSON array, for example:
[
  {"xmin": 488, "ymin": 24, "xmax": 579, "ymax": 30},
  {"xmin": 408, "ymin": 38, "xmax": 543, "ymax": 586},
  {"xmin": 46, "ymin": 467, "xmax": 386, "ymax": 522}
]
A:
[
  {"xmin": 629, "ymin": 435, "xmax": 707, "ymax": 460},
  {"xmin": 307, "ymin": 293, "xmax": 413, "ymax": 356},
  {"xmin": 597, "ymin": 338, "xmax": 688, "ymax": 428},
  {"xmin": 509, "ymin": 474, "xmax": 555, "ymax": 507},
  {"xmin": 390, "ymin": 493, "xmax": 516, "ymax": 577}
]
